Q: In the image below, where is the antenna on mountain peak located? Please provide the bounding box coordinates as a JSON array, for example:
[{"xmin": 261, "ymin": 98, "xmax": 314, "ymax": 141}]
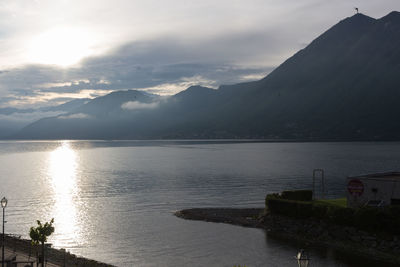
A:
[{"xmin": 354, "ymin": 7, "xmax": 359, "ymax": 14}]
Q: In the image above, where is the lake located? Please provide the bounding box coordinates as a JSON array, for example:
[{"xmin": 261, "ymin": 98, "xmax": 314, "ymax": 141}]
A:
[{"xmin": 0, "ymin": 140, "xmax": 399, "ymax": 266}]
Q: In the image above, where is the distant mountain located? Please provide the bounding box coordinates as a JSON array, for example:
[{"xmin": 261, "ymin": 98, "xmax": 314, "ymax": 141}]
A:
[
  {"xmin": 0, "ymin": 98, "xmax": 90, "ymax": 116},
  {"xmin": 0, "ymin": 98, "xmax": 91, "ymax": 138},
  {"xmin": 13, "ymin": 90, "xmax": 162, "ymax": 139},
  {"xmin": 11, "ymin": 11, "xmax": 400, "ymax": 140},
  {"xmin": 71, "ymin": 90, "xmax": 158, "ymax": 117},
  {"xmin": 42, "ymin": 98, "xmax": 90, "ymax": 113},
  {"xmin": 0, "ymin": 107, "xmax": 34, "ymax": 115}
]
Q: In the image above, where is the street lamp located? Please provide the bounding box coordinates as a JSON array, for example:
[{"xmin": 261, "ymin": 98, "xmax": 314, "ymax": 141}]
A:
[
  {"xmin": 296, "ymin": 249, "xmax": 310, "ymax": 267},
  {"xmin": 1, "ymin": 197, "xmax": 7, "ymax": 267}
]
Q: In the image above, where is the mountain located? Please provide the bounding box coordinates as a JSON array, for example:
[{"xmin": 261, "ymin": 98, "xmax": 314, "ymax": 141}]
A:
[
  {"xmin": 246, "ymin": 11, "xmax": 400, "ymax": 139},
  {"xmin": 42, "ymin": 98, "xmax": 90, "ymax": 113},
  {"xmin": 0, "ymin": 98, "xmax": 90, "ymax": 138},
  {"xmin": 11, "ymin": 11, "xmax": 400, "ymax": 140},
  {"xmin": 13, "ymin": 90, "xmax": 162, "ymax": 139},
  {"xmin": 71, "ymin": 90, "xmax": 158, "ymax": 117}
]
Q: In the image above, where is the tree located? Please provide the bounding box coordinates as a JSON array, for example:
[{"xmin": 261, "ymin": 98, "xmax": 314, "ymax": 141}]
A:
[{"xmin": 29, "ymin": 218, "xmax": 55, "ymax": 267}]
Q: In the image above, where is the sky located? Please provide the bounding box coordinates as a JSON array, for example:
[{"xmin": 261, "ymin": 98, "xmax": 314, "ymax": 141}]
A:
[{"xmin": 0, "ymin": 0, "xmax": 399, "ymax": 109}]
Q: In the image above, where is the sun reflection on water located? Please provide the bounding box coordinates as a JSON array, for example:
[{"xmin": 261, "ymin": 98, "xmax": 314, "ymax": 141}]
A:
[{"xmin": 48, "ymin": 141, "xmax": 82, "ymax": 247}]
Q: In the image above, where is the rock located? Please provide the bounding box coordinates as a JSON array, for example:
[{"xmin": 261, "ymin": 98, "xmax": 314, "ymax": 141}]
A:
[
  {"xmin": 349, "ymin": 235, "xmax": 362, "ymax": 242},
  {"xmin": 362, "ymin": 235, "xmax": 376, "ymax": 241}
]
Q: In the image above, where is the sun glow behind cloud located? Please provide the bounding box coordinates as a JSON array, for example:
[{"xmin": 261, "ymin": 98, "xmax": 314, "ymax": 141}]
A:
[{"xmin": 27, "ymin": 28, "xmax": 98, "ymax": 66}]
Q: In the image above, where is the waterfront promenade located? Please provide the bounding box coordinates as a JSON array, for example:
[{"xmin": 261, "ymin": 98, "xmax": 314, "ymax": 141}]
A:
[
  {"xmin": 3, "ymin": 234, "xmax": 114, "ymax": 267},
  {"xmin": 4, "ymin": 246, "xmax": 60, "ymax": 267}
]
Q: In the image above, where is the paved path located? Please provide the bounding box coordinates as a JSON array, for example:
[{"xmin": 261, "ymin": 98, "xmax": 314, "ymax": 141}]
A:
[{"xmin": 5, "ymin": 247, "xmax": 61, "ymax": 267}]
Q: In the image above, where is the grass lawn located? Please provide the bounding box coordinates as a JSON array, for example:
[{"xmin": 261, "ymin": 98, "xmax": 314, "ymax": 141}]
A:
[{"xmin": 313, "ymin": 198, "xmax": 347, "ymax": 207}]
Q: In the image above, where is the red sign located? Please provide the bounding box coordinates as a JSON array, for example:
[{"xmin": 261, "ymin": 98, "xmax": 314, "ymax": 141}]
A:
[{"xmin": 348, "ymin": 179, "xmax": 364, "ymax": 196}]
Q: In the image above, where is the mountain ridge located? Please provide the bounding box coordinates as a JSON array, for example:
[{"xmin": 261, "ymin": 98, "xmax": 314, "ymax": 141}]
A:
[{"xmin": 10, "ymin": 11, "xmax": 400, "ymax": 140}]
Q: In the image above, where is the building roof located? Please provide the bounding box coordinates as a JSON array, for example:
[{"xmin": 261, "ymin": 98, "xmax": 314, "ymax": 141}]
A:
[{"xmin": 348, "ymin": 171, "xmax": 400, "ymax": 180}]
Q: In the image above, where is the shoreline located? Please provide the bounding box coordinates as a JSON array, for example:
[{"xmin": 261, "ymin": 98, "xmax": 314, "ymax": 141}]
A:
[
  {"xmin": 175, "ymin": 208, "xmax": 400, "ymax": 266},
  {"xmin": 5, "ymin": 234, "xmax": 115, "ymax": 267},
  {"xmin": 2, "ymin": 139, "xmax": 400, "ymax": 143}
]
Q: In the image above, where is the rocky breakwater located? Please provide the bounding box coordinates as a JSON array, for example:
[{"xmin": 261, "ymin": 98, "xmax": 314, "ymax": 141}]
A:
[
  {"xmin": 262, "ymin": 213, "xmax": 400, "ymax": 265},
  {"xmin": 175, "ymin": 208, "xmax": 400, "ymax": 265},
  {"xmin": 175, "ymin": 189, "xmax": 400, "ymax": 265},
  {"xmin": 175, "ymin": 208, "xmax": 264, "ymax": 227}
]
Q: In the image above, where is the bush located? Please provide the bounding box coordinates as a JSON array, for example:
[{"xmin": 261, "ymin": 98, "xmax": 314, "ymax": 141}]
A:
[
  {"xmin": 311, "ymin": 203, "xmax": 328, "ymax": 220},
  {"xmin": 296, "ymin": 201, "xmax": 314, "ymax": 218},
  {"xmin": 353, "ymin": 207, "xmax": 372, "ymax": 228},
  {"xmin": 266, "ymin": 197, "xmax": 313, "ymax": 219},
  {"xmin": 265, "ymin": 193, "xmax": 281, "ymax": 207},
  {"xmin": 326, "ymin": 206, "xmax": 355, "ymax": 226},
  {"xmin": 351, "ymin": 207, "xmax": 400, "ymax": 234},
  {"xmin": 267, "ymin": 198, "xmax": 293, "ymax": 216},
  {"xmin": 265, "ymin": 190, "xmax": 312, "ymax": 208},
  {"xmin": 281, "ymin": 190, "xmax": 313, "ymax": 201},
  {"xmin": 384, "ymin": 206, "xmax": 400, "ymax": 232},
  {"xmin": 266, "ymin": 191, "xmax": 400, "ymax": 235}
]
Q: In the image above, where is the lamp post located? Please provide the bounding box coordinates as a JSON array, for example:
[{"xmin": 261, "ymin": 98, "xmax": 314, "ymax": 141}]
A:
[
  {"xmin": 1, "ymin": 197, "xmax": 7, "ymax": 267},
  {"xmin": 296, "ymin": 249, "xmax": 310, "ymax": 267}
]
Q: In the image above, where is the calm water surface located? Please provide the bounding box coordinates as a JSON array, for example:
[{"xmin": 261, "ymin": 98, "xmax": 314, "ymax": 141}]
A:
[{"xmin": 0, "ymin": 140, "xmax": 399, "ymax": 266}]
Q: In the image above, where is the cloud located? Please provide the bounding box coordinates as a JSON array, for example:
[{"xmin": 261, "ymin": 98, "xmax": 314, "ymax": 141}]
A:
[
  {"xmin": 121, "ymin": 101, "xmax": 159, "ymax": 110},
  {"xmin": 0, "ymin": 110, "xmax": 64, "ymax": 129},
  {"xmin": 136, "ymin": 75, "xmax": 218, "ymax": 95},
  {"xmin": 239, "ymin": 73, "xmax": 270, "ymax": 82},
  {"xmin": 1, "ymin": 0, "xmax": 399, "ymax": 109},
  {"xmin": 0, "ymin": 33, "xmax": 275, "ymax": 107},
  {"xmin": 58, "ymin": 113, "xmax": 91, "ymax": 119},
  {"xmin": 1, "ymin": 88, "xmax": 114, "ymax": 108},
  {"xmin": 40, "ymin": 79, "xmax": 90, "ymax": 89},
  {"xmin": 1, "ymin": 1, "xmax": 398, "ymax": 68}
]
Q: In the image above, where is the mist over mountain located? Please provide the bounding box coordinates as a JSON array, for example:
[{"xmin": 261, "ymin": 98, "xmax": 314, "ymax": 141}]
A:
[
  {"xmin": 42, "ymin": 98, "xmax": 91, "ymax": 113},
  {"xmin": 0, "ymin": 98, "xmax": 90, "ymax": 138},
  {"xmin": 9, "ymin": 11, "xmax": 400, "ymax": 140}
]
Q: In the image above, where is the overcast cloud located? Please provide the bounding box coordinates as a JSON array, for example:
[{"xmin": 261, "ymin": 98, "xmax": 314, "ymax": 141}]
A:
[{"xmin": 0, "ymin": 0, "xmax": 398, "ymax": 108}]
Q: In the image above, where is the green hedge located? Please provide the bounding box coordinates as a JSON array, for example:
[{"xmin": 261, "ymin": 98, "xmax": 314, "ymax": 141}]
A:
[
  {"xmin": 264, "ymin": 190, "xmax": 312, "ymax": 207},
  {"xmin": 265, "ymin": 193, "xmax": 400, "ymax": 235},
  {"xmin": 266, "ymin": 198, "xmax": 313, "ymax": 219},
  {"xmin": 281, "ymin": 190, "xmax": 313, "ymax": 201}
]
